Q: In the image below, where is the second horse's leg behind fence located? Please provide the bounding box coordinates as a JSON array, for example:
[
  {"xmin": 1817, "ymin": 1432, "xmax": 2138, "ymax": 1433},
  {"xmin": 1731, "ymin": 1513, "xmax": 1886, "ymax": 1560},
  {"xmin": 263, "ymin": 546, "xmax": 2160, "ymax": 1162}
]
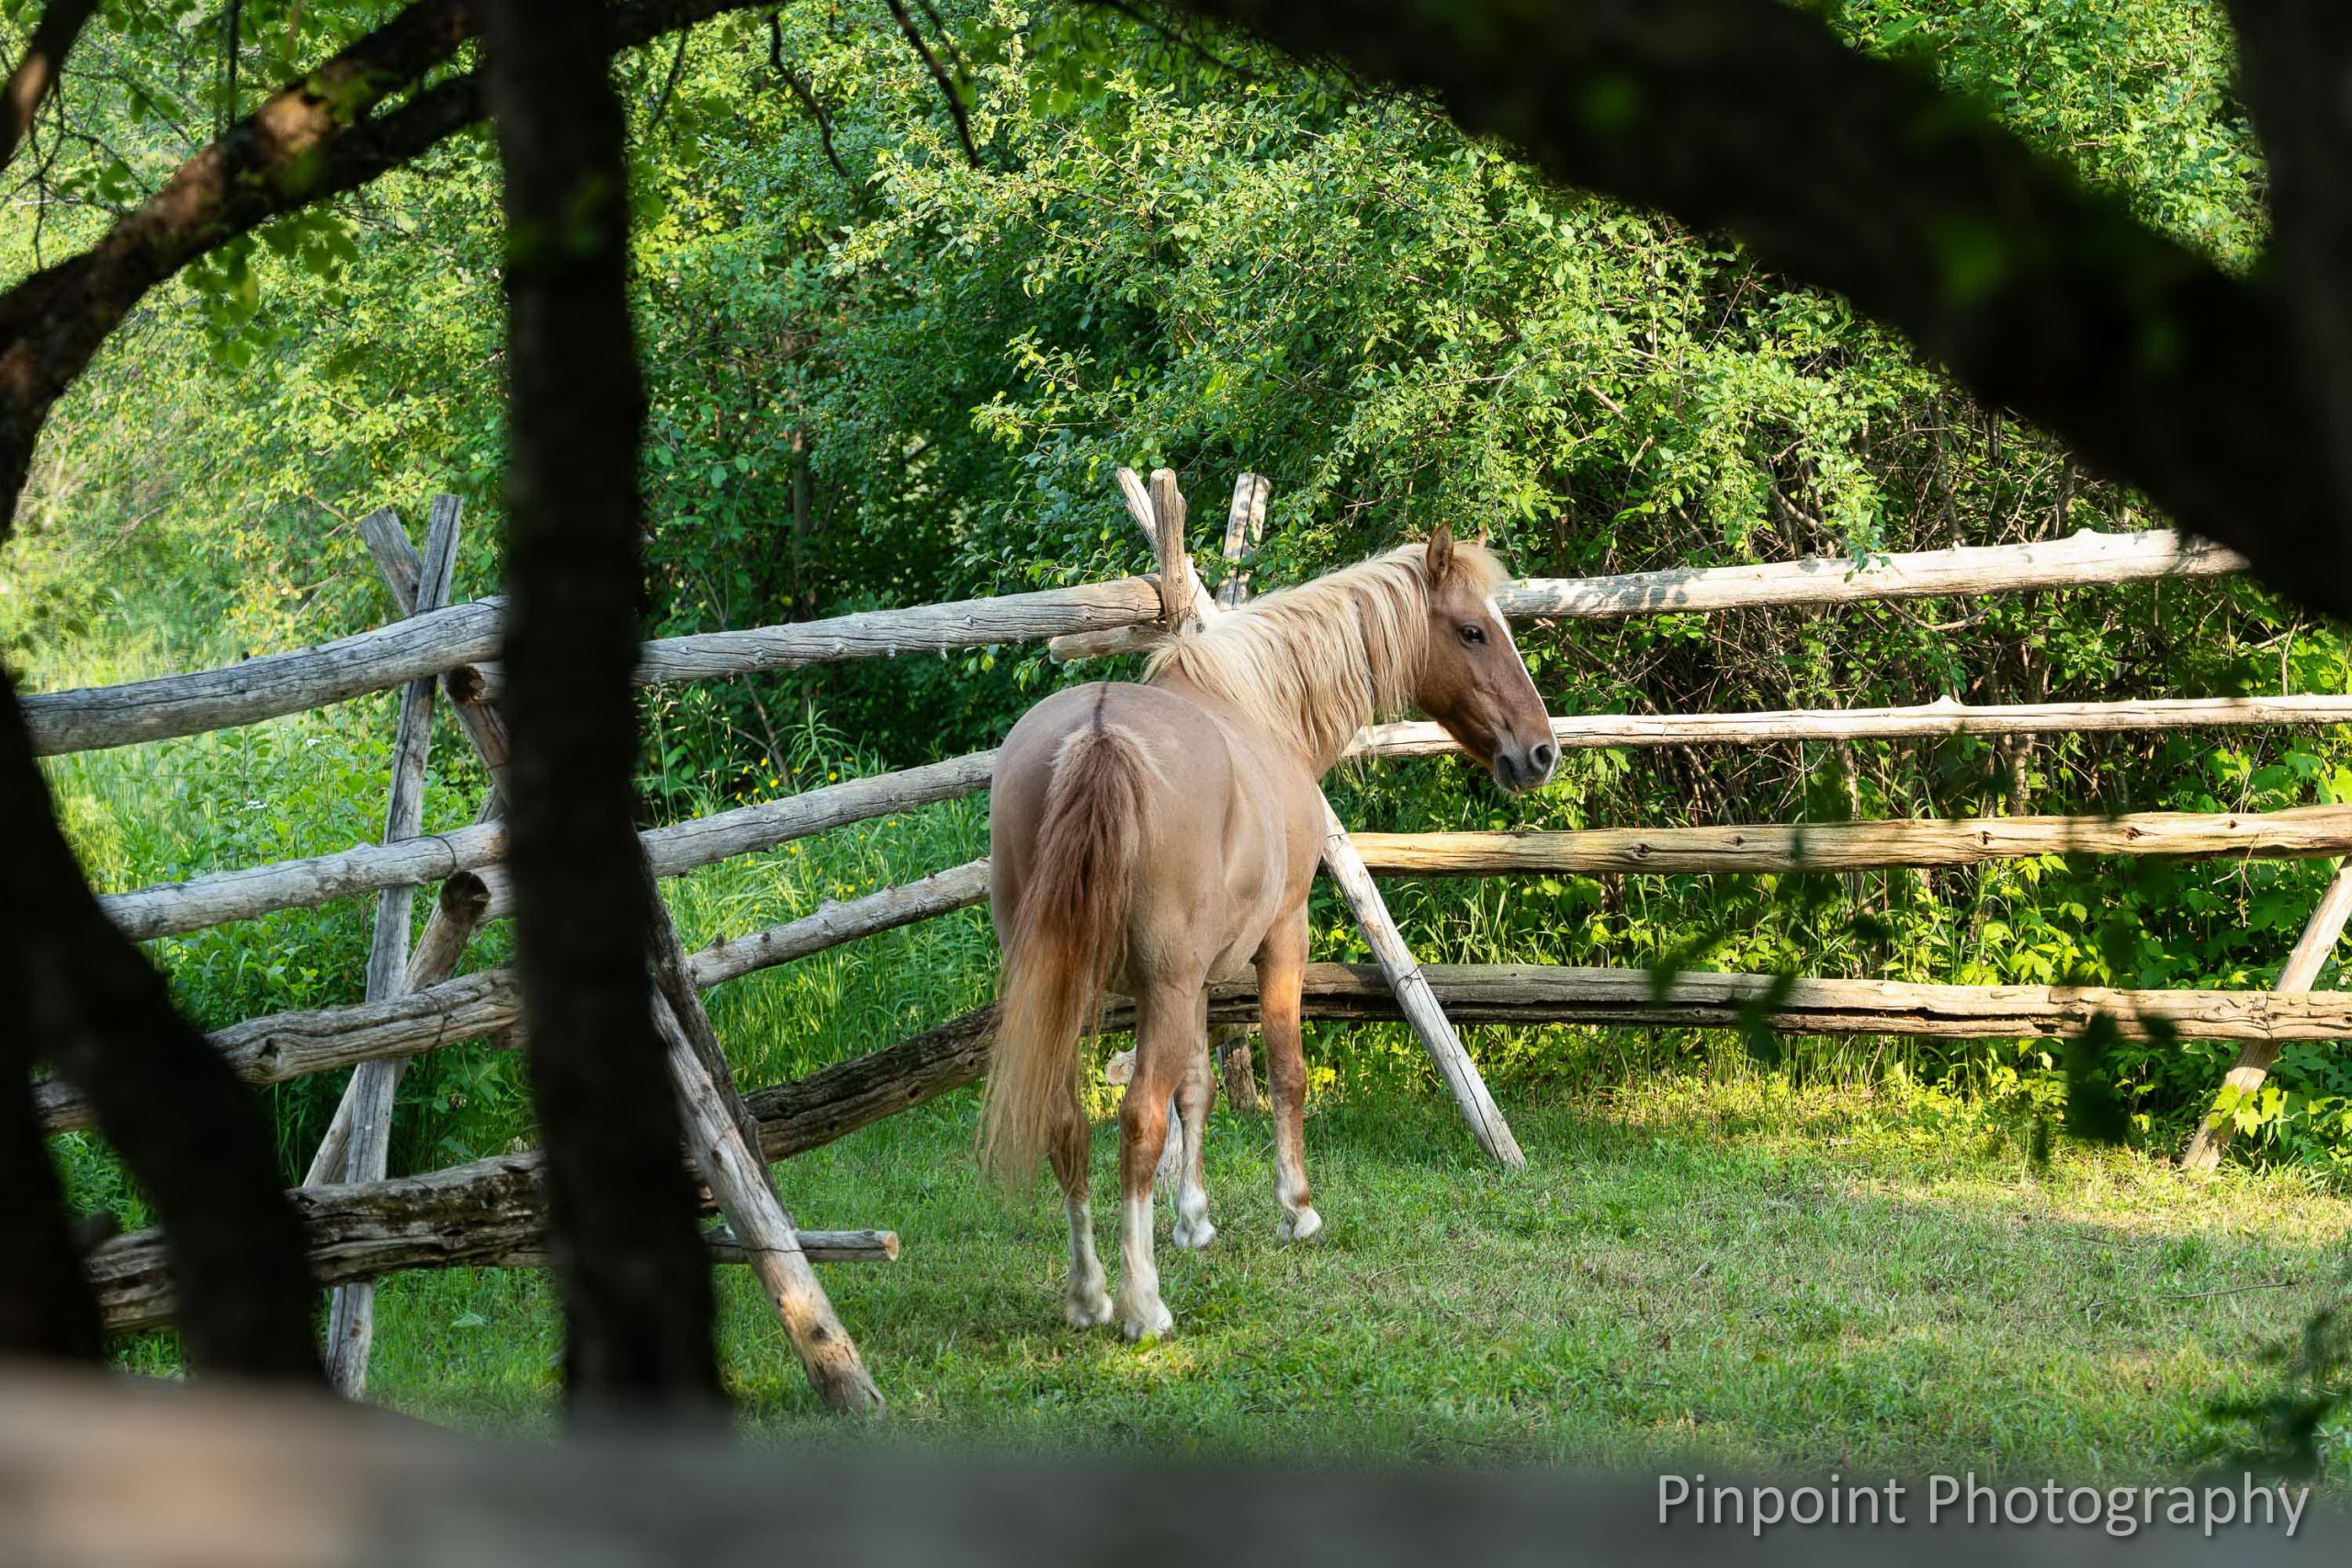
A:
[{"xmin": 1170, "ymin": 1025, "xmax": 1216, "ymax": 1250}]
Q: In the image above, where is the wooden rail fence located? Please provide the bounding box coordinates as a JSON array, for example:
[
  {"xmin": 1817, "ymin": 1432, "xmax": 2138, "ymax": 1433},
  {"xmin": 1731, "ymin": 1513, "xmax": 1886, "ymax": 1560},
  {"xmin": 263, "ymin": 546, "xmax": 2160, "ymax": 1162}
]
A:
[{"xmin": 33, "ymin": 480, "xmax": 2351, "ymax": 1392}]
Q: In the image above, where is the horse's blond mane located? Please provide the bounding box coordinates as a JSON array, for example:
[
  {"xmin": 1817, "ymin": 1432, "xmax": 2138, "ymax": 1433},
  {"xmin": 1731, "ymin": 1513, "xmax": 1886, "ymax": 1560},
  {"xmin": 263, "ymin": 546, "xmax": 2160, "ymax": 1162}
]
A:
[{"xmin": 1146, "ymin": 538, "xmax": 1509, "ymax": 766}]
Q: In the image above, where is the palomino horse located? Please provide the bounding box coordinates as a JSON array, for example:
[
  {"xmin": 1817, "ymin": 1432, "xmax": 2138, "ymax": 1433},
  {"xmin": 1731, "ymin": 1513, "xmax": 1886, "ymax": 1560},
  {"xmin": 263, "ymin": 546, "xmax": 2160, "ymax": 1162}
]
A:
[{"xmin": 980, "ymin": 525, "xmax": 1555, "ymax": 1339}]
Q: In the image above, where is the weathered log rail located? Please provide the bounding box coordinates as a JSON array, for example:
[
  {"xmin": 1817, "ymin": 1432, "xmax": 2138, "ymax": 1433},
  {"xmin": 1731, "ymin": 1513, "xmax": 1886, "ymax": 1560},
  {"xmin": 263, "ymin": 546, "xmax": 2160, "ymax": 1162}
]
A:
[
  {"xmin": 27, "ymin": 580, "xmax": 1162, "ymax": 757},
  {"xmin": 1348, "ymin": 806, "xmax": 2352, "ymax": 877},
  {"xmin": 1351, "ymin": 694, "xmax": 2352, "ymax": 757},
  {"xmin": 96, "ymin": 752, "xmax": 992, "ymax": 942},
  {"xmin": 95, "ymin": 790, "xmax": 2352, "ymax": 948},
  {"xmin": 90, "ymin": 955, "xmax": 2352, "ymax": 1332},
  {"xmin": 89, "ymin": 1005, "xmax": 997, "ymax": 1334},
  {"xmin": 41, "ymin": 861, "xmax": 993, "ymax": 1134},
  {"xmin": 55, "ymin": 808, "xmax": 2352, "ymax": 1142},
  {"xmin": 33, "ymin": 527, "xmax": 2248, "ymax": 759},
  {"xmin": 1055, "ymin": 526, "xmax": 2247, "ymax": 660},
  {"xmin": 53, "ymin": 795, "xmax": 2352, "ymax": 1134},
  {"xmin": 85, "ymin": 690, "xmax": 2352, "ymax": 945},
  {"xmin": 1498, "ymin": 527, "xmax": 2245, "ymax": 617}
]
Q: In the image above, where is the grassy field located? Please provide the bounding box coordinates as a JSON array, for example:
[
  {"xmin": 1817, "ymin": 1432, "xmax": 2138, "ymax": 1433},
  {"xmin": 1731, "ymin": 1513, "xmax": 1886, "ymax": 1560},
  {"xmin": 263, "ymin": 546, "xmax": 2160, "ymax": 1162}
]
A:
[{"xmin": 366, "ymin": 1066, "xmax": 2352, "ymax": 1483}]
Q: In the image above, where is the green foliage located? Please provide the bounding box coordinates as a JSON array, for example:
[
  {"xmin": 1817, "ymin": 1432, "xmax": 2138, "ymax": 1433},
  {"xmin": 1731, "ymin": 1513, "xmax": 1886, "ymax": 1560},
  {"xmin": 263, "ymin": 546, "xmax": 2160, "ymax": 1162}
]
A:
[{"xmin": 9, "ymin": 0, "xmax": 2352, "ymax": 1184}]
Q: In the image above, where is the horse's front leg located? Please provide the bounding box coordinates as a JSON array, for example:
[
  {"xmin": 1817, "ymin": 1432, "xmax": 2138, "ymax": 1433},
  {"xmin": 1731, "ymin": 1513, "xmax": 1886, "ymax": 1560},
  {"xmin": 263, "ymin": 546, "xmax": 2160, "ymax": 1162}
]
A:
[
  {"xmin": 1114, "ymin": 981, "xmax": 1197, "ymax": 1340},
  {"xmin": 1257, "ymin": 907, "xmax": 1321, "ymax": 1243}
]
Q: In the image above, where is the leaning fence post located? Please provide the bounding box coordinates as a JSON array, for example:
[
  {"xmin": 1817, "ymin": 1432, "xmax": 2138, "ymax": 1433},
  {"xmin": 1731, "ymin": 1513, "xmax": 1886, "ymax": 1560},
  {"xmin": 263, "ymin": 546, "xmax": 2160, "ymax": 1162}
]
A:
[
  {"xmin": 2180, "ymin": 857, "xmax": 2352, "ymax": 1171},
  {"xmin": 306, "ymin": 872, "xmax": 492, "ymax": 1186},
  {"xmin": 312, "ymin": 496, "xmax": 462, "ymax": 1395},
  {"xmin": 334, "ymin": 497, "xmax": 883, "ymax": 1413},
  {"xmin": 642, "ymin": 862, "xmax": 882, "ymax": 1415}
]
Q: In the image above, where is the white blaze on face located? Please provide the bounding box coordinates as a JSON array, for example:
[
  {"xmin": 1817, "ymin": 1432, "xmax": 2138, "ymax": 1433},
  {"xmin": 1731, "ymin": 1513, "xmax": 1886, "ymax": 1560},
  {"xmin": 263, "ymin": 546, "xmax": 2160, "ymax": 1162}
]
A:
[
  {"xmin": 1483, "ymin": 594, "xmax": 1554, "ymax": 785},
  {"xmin": 1484, "ymin": 595, "xmax": 1536, "ymax": 694}
]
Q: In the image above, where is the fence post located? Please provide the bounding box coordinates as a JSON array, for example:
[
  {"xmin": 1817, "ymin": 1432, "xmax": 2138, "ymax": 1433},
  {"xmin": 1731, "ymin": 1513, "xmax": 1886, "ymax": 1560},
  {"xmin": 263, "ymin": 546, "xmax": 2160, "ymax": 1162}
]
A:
[
  {"xmin": 642, "ymin": 863, "xmax": 882, "ymax": 1415},
  {"xmin": 330, "ymin": 497, "xmax": 883, "ymax": 1412},
  {"xmin": 313, "ymin": 496, "xmax": 462, "ymax": 1396},
  {"xmin": 2180, "ymin": 858, "xmax": 2352, "ymax": 1171}
]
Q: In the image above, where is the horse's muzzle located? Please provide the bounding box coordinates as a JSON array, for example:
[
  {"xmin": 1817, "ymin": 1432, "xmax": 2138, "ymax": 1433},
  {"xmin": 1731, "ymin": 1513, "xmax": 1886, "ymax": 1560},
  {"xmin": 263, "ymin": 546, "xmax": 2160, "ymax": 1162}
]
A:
[{"xmin": 1491, "ymin": 739, "xmax": 1558, "ymax": 794}]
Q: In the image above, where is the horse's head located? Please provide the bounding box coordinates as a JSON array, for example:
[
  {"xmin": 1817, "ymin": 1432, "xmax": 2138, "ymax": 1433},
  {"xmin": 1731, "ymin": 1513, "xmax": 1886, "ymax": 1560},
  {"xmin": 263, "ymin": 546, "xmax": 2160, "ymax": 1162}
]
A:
[{"xmin": 1414, "ymin": 524, "xmax": 1557, "ymax": 793}]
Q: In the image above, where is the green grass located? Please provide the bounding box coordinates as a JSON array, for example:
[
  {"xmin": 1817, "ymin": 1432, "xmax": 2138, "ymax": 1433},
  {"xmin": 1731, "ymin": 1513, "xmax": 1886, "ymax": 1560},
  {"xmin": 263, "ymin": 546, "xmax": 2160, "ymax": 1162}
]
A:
[{"xmin": 364, "ymin": 1067, "xmax": 2352, "ymax": 1483}]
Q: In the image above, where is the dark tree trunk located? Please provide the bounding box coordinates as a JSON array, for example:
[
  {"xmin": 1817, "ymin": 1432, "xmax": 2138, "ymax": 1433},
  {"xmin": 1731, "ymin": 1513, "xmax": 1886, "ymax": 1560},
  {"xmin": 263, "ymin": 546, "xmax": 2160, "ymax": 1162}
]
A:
[
  {"xmin": 0, "ymin": 1008, "xmax": 99, "ymax": 1361},
  {"xmin": 0, "ymin": 669, "xmax": 318, "ymax": 1378},
  {"xmin": 2226, "ymin": 2, "xmax": 2352, "ymax": 528},
  {"xmin": 480, "ymin": 0, "xmax": 721, "ymax": 1412}
]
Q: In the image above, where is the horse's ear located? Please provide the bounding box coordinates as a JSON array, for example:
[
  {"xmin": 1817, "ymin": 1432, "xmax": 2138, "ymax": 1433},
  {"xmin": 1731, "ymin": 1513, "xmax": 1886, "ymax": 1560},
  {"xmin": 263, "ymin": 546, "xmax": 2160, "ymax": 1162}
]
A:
[{"xmin": 1427, "ymin": 521, "xmax": 1455, "ymax": 581}]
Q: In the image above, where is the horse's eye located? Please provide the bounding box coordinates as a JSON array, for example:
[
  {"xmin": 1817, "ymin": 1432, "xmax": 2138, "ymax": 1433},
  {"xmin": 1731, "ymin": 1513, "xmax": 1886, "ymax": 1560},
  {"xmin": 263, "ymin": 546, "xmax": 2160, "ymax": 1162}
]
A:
[{"xmin": 1459, "ymin": 623, "xmax": 1487, "ymax": 647}]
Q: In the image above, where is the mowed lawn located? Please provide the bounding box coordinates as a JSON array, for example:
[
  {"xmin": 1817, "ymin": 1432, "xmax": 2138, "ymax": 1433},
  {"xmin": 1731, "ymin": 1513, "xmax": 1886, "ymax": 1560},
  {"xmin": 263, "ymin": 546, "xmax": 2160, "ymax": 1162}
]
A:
[{"xmin": 366, "ymin": 1069, "xmax": 2352, "ymax": 1483}]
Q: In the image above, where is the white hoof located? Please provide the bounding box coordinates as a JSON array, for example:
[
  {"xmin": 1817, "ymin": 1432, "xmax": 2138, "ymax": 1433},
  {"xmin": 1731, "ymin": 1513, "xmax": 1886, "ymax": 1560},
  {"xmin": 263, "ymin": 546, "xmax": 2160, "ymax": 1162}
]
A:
[
  {"xmin": 1171, "ymin": 1212, "xmax": 1217, "ymax": 1250},
  {"xmin": 1279, "ymin": 1206, "xmax": 1324, "ymax": 1244},
  {"xmin": 1117, "ymin": 1293, "xmax": 1174, "ymax": 1343},
  {"xmin": 1064, "ymin": 1286, "xmax": 1114, "ymax": 1329}
]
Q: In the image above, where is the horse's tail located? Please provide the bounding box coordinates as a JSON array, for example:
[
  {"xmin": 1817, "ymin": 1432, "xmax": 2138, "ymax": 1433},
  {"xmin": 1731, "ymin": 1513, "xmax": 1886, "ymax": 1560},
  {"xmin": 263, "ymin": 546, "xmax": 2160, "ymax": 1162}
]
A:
[{"xmin": 978, "ymin": 721, "xmax": 1151, "ymax": 1191}]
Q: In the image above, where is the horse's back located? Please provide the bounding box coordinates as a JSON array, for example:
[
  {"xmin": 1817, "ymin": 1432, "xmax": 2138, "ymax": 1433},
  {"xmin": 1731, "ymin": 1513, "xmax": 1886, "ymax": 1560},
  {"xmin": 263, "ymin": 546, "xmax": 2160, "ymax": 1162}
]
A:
[{"xmin": 989, "ymin": 681, "xmax": 1311, "ymax": 984}]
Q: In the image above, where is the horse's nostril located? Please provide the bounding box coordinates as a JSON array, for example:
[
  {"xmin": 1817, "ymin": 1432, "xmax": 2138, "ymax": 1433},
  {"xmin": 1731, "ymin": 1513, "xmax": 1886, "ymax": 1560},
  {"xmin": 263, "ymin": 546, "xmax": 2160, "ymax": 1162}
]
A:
[{"xmin": 1529, "ymin": 740, "xmax": 1558, "ymax": 776}]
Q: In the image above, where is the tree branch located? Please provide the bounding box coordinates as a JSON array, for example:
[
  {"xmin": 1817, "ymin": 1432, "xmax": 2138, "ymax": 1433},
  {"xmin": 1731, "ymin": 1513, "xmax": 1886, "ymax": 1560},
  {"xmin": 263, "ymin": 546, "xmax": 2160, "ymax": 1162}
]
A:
[
  {"xmin": 1154, "ymin": 0, "xmax": 2352, "ymax": 621},
  {"xmin": 2226, "ymin": 1, "xmax": 2352, "ymax": 553},
  {"xmin": 0, "ymin": 0, "xmax": 782, "ymax": 534},
  {"xmin": 0, "ymin": 0, "xmax": 100, "ymax": 176},
  {"xmin": 768, "ymin": 10, "xmax": 854, "ymax": 186},
  {"xmin": 884, "ymin": 0, "xmax": 981, "ymax": 169}
]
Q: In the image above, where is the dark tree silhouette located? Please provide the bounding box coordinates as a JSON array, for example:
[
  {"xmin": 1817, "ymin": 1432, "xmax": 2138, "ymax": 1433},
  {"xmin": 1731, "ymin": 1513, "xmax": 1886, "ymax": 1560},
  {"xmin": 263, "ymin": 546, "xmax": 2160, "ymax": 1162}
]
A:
[
  {"xmin": 0, "ymin": 0, "xmax": 777, "ymax": 1392},
  {"xmin": 0, "ymin": 770, "xmax": 101, "ymax": 1362},
  {"xmin": 0, "ymin": 670, "xmax": 317, "ymax": 1378},
  {"xmin": 480, "ymin": 0, "xmax": 722, "ymax": 1409}
]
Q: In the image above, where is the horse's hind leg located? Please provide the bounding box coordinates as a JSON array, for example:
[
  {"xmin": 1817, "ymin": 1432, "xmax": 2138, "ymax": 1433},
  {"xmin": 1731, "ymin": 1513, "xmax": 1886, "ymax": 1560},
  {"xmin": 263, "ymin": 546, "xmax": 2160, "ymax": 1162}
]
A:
[
  {"xmin": 1170, "ymin": 990, "xmax": 1216, "ymax": 1250},
  {"xmin": 1258, "ymin": 906, "xmax": 1322, "ymax": 1243},
  {"xmin": 1113, "ymin": 982, "xmax": 1194, "ymax": 1340},
  {"xmin": 1051, "ymin": 1110, "xmax": 1112, "ymax": 1328}
]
